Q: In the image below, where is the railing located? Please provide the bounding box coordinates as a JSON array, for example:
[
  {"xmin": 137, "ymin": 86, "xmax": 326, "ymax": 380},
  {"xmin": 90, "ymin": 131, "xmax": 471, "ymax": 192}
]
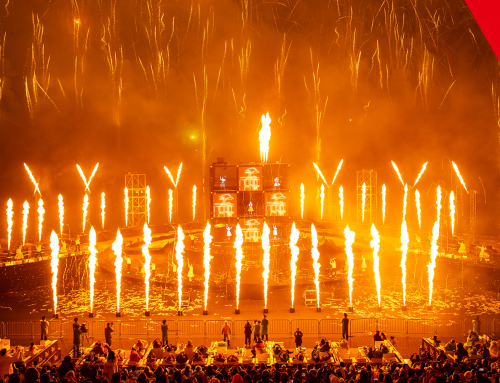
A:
[{"xmin": 1, "ymin": 317, "xmax": 497, "ymax": 340}]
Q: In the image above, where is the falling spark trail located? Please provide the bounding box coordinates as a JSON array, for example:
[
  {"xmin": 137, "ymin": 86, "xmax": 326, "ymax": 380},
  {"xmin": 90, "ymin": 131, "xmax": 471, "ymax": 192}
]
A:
[
  {"xmin": 58, "ymin": 195, "xmax": 64, "ymax": 236},
  {"xmin": 82, "ymin": 194, "xmax": 89, "ymax": 232},
  {"xmin": 24, "ymin": 164, "xmax": 41, "ymax": 195},
  {"xmin": 289, "ymin": 222, "xmax": 300, "ymax": 308},
  {"xmin": 428, "ymin": 186, "xmax": 442, "ymax": 306},
  {"xmin": 300, "ymin": 184, "xmax": 304, "ymax": 219},
  {"xmin": 262, "ymin": 222, "xmax": 271, "ymax": 309},
  {"xmin": 452, "ymin": 161, "xmax": 468, "ymax": 192},
  {"xmin": 339, "ymin": 186, "xmax": 344, "ymax": 220},
  {"xmin": 234, "ymin": 224, "xmax": 244, "ymax": 310},
  {"xmin": 401, "ymin": 219, "xmax": 409, "ymax": 306},
  {"xmin": 382, "ymin": 185, "xmax": 386, "ymax": 224},
  {"xmin": 415, "ymin": 190, "xmax": 422, "ymax": 229},
  {"xmin": 113, "ymin": 229, "xmax": 123, "ymax": 313},
  {"xmin": 175, "ymin": 225, "xmax": 184, "ymax": 311},
  {"xmin": 168, "ymin": 189, "xmax": 173, "ymax": 222},
  {"xmin": 313, "ymin": 162, "xmax": 328, "ymax": 185},
  {"xmin": 344, "ymin": 226, "xmax": 355, "ymax": 306},
  {"xmin": 146, "ymin": 186, "xmax": 151, "ymax": 224},
  {"xmin": 311, "ymin": 224, "xmax": 321, "ymax": 307},
  {"xmin": 370, "ymin": 224, "xmax": 381, "ymax": 307},
  {"xmin": 124, "ymin": 187, "xmax": 128, "ymax": 226},
  {"xmin": 89, "ymin": 227, "xmax": 97, "ymax": 313},
  {"xmin": 331, "ymin": 159, "xmax": 343, "ymax": 184},
  {"xmin": 143, "ymin": 223, "xmax": 152, "ymax": 311},
  {"xmin": 50, "ymin": 231, "xmax": 59, "ymax": 316},
  {"xmin": 22, "ymin": 201, "xmax": 29, "ymax": 246},
  {"xmin": 37, "ymin": 199, "xmax": 44, "ymax": 242},
  {"xmin": 413, "ymin": 162, "xmax": 428, "ymax": 186},
  {"xmin": 391, "ymin": 161, "xmax": 405, "ymax": 185},
  {"xmin": 259, "ymin": 112, "xmax": 271, "ymax": 163},
  {"xmin": 203, "ymin": 222, "xmax": 212, "ymax": 311},
  {"xmin": 192, "ymin": 185, "xmax": 196, "ymax": 221},
  {"xmin": 6, "ymin": 199, "xmax": 13, "ymax": 250},
  {"xmin": 101, "ymin": 193, "xmax": 105, "ymax": 229},
  {"xmin": 320, "ymin": 184, "xmax": 325, "ymax": 220},
  {"xmin": 361, "ymin": 183, "xmax": 366, "ymax": 222},
  {"xmin": 450, "ymin": 191, "xmax": 455, "ymax": 235}
]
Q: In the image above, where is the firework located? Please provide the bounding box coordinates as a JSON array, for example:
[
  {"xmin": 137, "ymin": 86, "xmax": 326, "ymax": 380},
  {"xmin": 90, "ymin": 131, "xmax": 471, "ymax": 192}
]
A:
[
  {"xmin": 361, "ymin": 183, "xmax": 366, "ymax": 222},
  {"xmin": 262, "ymin": 222, "xmax": 271, "ymax": 309},
  {"xmin": 300, "ymin": 183, "xmax": 304, "ymax": 219},
  {"xmin": 391, "ymin": 161, "xmax": 404, "ymax": 185},
  {"xmin": 124, "ymin": 187, "xmax": 128, "ymax": 226},
  {"xmin": 313, "ymin": 162, "xmax": 328, "ymax": 185},
  {"xmin": 331, "ymin": 159, "xmax": 344, "ymax": 184},
  {"xmin": 344, "ymin": 226, "xmax": 355, "ymax": 306},
  {"xmin": 339, "ymin": 186, "xmax": 344, "ymax": 220},
  {"xmin": 450, "ymin": 191, "xmax": 455, "ymax": 235},
  {"xmin": 370, "ymin": 224, "xmax": 381, "ymax": 307},
  {"xmin": 401, "ymin": 219, "xmax": 409, "ymax": 306},
  {"xmin": 259, "ymin": 113, "xmax": 271, "ymax": 163},
  {"xmin": 82, "ymin": 194, "xmax": 89, "ymax": 232},
  {"xmin": 146, "ymin": 186, "xmax": 151, "ymax": 224},
  {"xmin": 290, "ymin": 222, "xmax": 300, "ymax": 308},
  {"xmin": 23, "ymin": 163, "xmax": 41, "ymax": 195},
  {"xmin": 451, "ymin": 161, "xmax": 468, "ymax": 192},
  {"xmin": 58, "ymin": 195, "xmax": 64, "ymax": 236},
  {"xmin": 203, "ymin": 222, "xmax": 212, "ymax": 311},
  {"xmin": 168, "ymin": 189, "xmax": 173, "ymax": 222},
  {"xmin": 192, "ymin": 185, "xmax": 196, "ymax": 221},
  {"xmin": 50, "ymin": 231, "xmax": 59, "ymax": 316},
  {"xmin": 89, "ymin": 227, "xmax": 97, "ymax": 313},
  {"xmin": 175, "ymin": 225, "xmax": 185, "ymax": 311},
  {"xmin": 143, "ymin": 223, "xmax": 152, "ymax": 312},
  {"xmin": 6, "ymin": 199, "xmax": 13, "ymax": 250},
  {"xmin": 37, "ymin": 199, "xmax": 44, "ymax": 242},
  {"xmin": 413, "ymin": 162, "xmax": 428, "ymax": 186},
  {"xmin": 101, "ymin": 193, "xmax": 105, "ymax": 229},
  {"xmin": 428, "ymin": 186, "xmax": 442, "ymax": 306},
  {"xmin": 22, "ymin": 201, "xmax": 29, "ymax": 246},
  {"xmin": 234, "ymin": 224, "xmax": 244, "ymax": 310},
  {"xmin": 112, "ymin": 229, "xmax": 123, "ymax": 313},
  {"xmin": 320, "ymin": 184, "xmax": 325, "ymax": 220},
  {"xmin": 382, "ymin": 184, "xmax": 386, "ymax": 224},
  {"xmin": 311, "ymin": 224, "xmax": 321, "ymax": 307},
  {"xmin": 415, "ymin": 190, "xmax": 422, "ymax": 229}
]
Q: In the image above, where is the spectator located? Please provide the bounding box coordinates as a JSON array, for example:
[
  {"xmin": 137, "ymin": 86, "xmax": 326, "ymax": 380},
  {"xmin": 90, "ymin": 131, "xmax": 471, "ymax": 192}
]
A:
[
  {"xmin": 473, "ymin": 315, "xmax": 481, "ymax": 335},
  {"xmin": 41, "ymin": 316, "xmax": 49, "ymax": 340},
  {"xmin": 103, "ymin": 351, "xmax": 119, "ymax": 382},
  {"xmin": 261, "ymin": 316, "xmax": 269, "ymax": 342},
  {"xmin": 455, "ymin": 342, "xmax": 468, "ymax": 362},
  {"xmin": 341, "ymin": 313, "xmax": 349, "ymax": 340},
  {"xmin": 389, "ymin": 336, "xmax": 396, "ymax": 346},
  {"xmin": 380, "ymin": 332, "xmax": 387, "ymax": 341},
  {"xmin": 254, "ymin": 338, "xmax": 265, "ymax": 353},
  {"xmin": 373, "ymin": 331, "xmax": 382, "ymax": 342},
  {"xmin": 222, "ymin": 321, "xmax": 231, "ymax": 347},
  {"xmin": 58, "ymin": 356, "xmax": 75, "ymax": 379},
  {"xmin": 244, "ymin": 321, "xmax": 253, "ymax": 348},
  {"xmin": 294, "ymin": 328, "xmax": 303, "ymax": 349},
  {"xmin": 444, "ymin": 339, "xmax": 457, "ymax": 352},
  {"xmin": 0, "ymin": 348, "xmax": 21, "ymax": 377},
  {"xmin": 129, "ymin": 348, "xmax": 141, "ymax": 363},
  {"xmin": 105, "ymin": 323, "xmax": 114, "ymax": 347},
  {"xmin": 254, "ymin": 321, "xmax": 261, "ymax": 342},
  {"xmin": 161, "ymin": 320, "xmax": 169, "ymax": 345},
  {"xmin": 490, "ymin": 341, "xmax": 500, "ymax": 358},
  {"xmin": 72, "ymin": 318, "xmax": 82, "ymax": 357}
]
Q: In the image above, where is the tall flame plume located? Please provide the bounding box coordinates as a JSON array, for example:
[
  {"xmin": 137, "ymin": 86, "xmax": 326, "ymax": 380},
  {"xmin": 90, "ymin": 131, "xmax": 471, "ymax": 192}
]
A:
[
  {"xmin": 164, "ymin": 163, "xmax": 183, "ymax": 187},
  {"xmin": 203, "ymin": 222, "xmax": 212, "ymax": 311},
  {"xmin": 391, "ymin": 161, "xmax": 405, "ymax": 185},
  {"xmin": 175, "ymin": 226, "xmax": 184, "ymax": 311},
  {"xmin": 37, "ymin": 199, "xmax": 44, "ymax": 242},
  {"xmin": 382, "ymin": 184, "xmax": 386, "ymax": 224},
  {"xmin": 415, "ymin": 190, "xmax": 421, "ymax": 229},
  {"xmin": 401, "ymin": 219, "xmax": 409, "ymax": 306},
  {"xmin": 450, "ymin": 191, "xmax": 455, "ymax": 235},
  {"xmin": 124, "ymin": 187, "xmax": 128, "ymax": 226},
  {"xmin": 331, "ymin": 159, "xmax": 343, "ymax": 185},
  {"xmin": 413, "ymin": 162, "xmax": 428, "ymax": 187},
  {"xmin": 370, "ymin": 224, "xmax": 381, "ymax": 307},
  {"xmin": 89, "ymin": 227, "xmax": 97, "ymax": 313},
  {"xmin": 262, "ymin": 222, "xmax": 271, "ymax": 309},
  {"xmin": 289, "ymin": 222, "xmax": 300, "ymax": 308},
  {"xmin": 22, "ymin": 201, "xmax": 29, "ymax": 246},
  {"xmin": 6, "ymin": 199, "xmax": 13, "ymax": 250},
  {"xmin": 113, "ymin": 230, "xmax": 123, "ymax": 313},
  {"xmin": 146, "ymin": 186, "xmax": 151, "ymax": 224},
  {"xmin": 143, "ymin": 223, "xmax": 152, "ymax": 311},
  {"xmin": 344, "ymin": 226, "xmax": 355, "ymax": 306},
  {"xmin": 320, "ymin": 184, "xmax": 325, "ymax": 220},
  {"xmin": 452, "ymin": 161, "xmax": 468, "ymax": 192},
  {"xmin": 234, "ymin": 224, "xmax": 244, "ymax": 310},
  {"xmin": 427, "ymin": 186, "xmax": 442, "ymax": 306},
  {"xmin": 192, "ymin": 185, "xmax": 196, "ymax": 221},
  {"xmin": 101, "ymin": 193, "xmax": 105, "ymax": 228},
  {"xmin": 82, "ymin": 194, "xmax": 89, "ymax": 232},
  {"xmin": 58, "ymin": 195, "xmax": 64, "ymax": 236},
  {"xmin": 403, "ymin": 184, "xmax": 408, "ymax": 219},
  {"xmin": 50, "ymin": 231, "xmax": 59, "ymax": 316},
  {"xmin": 168, "ymin": 189, "xmax": 173, "ymax": 222},
  {"xmin": 339, "ymin": 186, "xmax": 344, "ymax": 220},
  {"xmin": 313, "ymin": 162, "xmax": 328, "ymax": 185},
  {"xmin": 311, "ymin": 224, "xmax": 321, "ymax": 307},
  {"xmin": 259, "ymin": 112, "xmax": 271, "ymax": 163},
  {"xmin": 300, "ymin": 183, "xmax": 304, "ymax": 220},
  {"xmin": 24, "ymin": 163, "xmax": 41, "ymax": 195},
  {"xmin": 361, "ymin": 183, "xmax": 366, "ymax": 222}
]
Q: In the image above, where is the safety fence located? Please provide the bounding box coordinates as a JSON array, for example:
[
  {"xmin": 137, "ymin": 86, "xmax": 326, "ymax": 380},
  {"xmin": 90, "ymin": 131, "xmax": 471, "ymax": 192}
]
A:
[{"xmin": 0, "ymin": 317, "xmax": 497, "ymax": 340}]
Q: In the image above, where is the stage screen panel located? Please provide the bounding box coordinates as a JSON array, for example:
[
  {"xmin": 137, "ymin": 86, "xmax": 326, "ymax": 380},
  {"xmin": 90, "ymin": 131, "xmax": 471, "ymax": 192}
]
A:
[
  {"xmin": 238, "ymin": 166, "xmax": 263, "ymax": 191},
  {"xmin": 239, "ymin": 217, "xmax": 264, "ymax": 243},
  {"xmin": 263, "ymin": 164, "xmax": 289, "ymax": 190},
  {"xmin": 264, "ymin": 191, "xmax": 289, "ymax": 217},
  {"xmin": 212, "ymin": 166, "xmax": 238, "ymax": 191},
  {"xmin": 237, "ymin": 191, "xmax": 265, "ymax": 217},
  {"xmin": 212, "ymin": 192, "xmax": 237, "ymax": 218}
]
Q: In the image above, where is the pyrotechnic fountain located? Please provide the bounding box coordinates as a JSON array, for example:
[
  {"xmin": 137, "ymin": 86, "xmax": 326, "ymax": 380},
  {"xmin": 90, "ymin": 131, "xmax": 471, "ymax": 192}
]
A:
[
  {"xmin": 175, "ymin": 225, "xmax": 184, "ymax": 315},
  {"xmin": 320, "ymin": 184, "xmax": 325, "ymax": 220},
  {"xmin": 202, "ymin": 222, "xmax": 212, "ymax": 315},
  {"xmin": 58, "ymin": 195, "xmax": 64, "ymax": 236},
  {"xmin": 311, "ymin": 224, "xmax": 321, "ymax": 311},
  {"xmin": 37, "ymin": 199, "xmax": 44, "ymax": 242},
  {"xmin": 146, "ymin": 186, "xmax": 151, "ymax": 224},
  {"xmin": 259, "ymin": 112, "xmax": 271, "ymax": 163},
  {"xmin": 427, "ymin": 186, "xmax": 442, "ymax": 309},
  {"xmin": 361, "ymin": 183, "xmax": 366, "ymax": 222},
  {"xmin": 300, "ymin": 183, "xmax": 304, "ymax": 219},
  {"xmin": 168, "ymin": 189, "xmax": 173, "ymax": 222},
  {"xmin": 262, "ymin": 222, "xmax": 271, "ymax": 313},
  {"xmin": 450, "ymin": 191, "xmax": 455, "ymax": 235},
  {"xmin": 381, "ymin": 184, "xmax": 386, "ymax": 224},
  {"xmin": 339, "ymin": 186, "xmax": 343, "ymax": 220},
  {"xmin": 50, "ymin": 231, "xmax": 59, "ymax": 318},
  {"xmin": 192, "ymin": 185, "xmax": 196, "ymax": 221},
  {"xmin": 101, "ymin": 193, "xmax": 105, "ymax": 228},
  {"xmin": 234, "ymin": 224, "xmax": 243, "ymax": 314},
  {"xmin": 370, "ymin": 224, "xmax": 381, "ymax": 310},
  {"xmin": 6, "ymin": 199, "xmax": 13, "ymax": 251},
  {"xmin": 124, "ymin": 187, "xmax": 129, "ymax": 226},
  {"xmin": 344, "ymin": 226, "xmax": 355, "ymax": 311},
  {"xmin": 112, "ymin": 229, "xmax": 123, "ymax": 317},
  {"xmin": 22, "ymin": 201, "xmax": 29, "ymax": 246},
  {"xmin": 143, "ymin": 223, "xmax": 152, "ymax": 316},
  {"xmin": 82, "ymin": 194, "xmax": 89, "ymax": 232},
  {"xmin": 88, "ymin": 227, "xmax": 97, "ymax": 317},
  {"xmin": 415, "ymin": 190, "xmax": 421, "ymax": 229},
  {"xmin": 289, "ymin": 222, "xmax": 299, "ymax": 313}
]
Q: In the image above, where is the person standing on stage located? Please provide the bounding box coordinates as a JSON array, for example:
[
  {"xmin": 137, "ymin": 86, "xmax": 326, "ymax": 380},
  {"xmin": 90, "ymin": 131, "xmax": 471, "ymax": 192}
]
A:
[
  {"xmin": 254, "ymin": 321, "xmax": 261, "ymax": 342},
  {"xmin": 261, "ymin": 315, "xmax": 269, "ymax": 341},
  {"xmin": 40, "ymin": 316, "xmax": 49, "ymax": 340},
  {"xmin": 221, "ymin": 321, "xmax": 231, "ymax": 347},
  {"xmin": 294, "ymin": 328, "xmax": 303, "ymax": 348},
  {"xmin": 244, "ymin": 320, "xmax": 252, "ymax": 348},
  {"xmin": 73, "ymin": 318, "xmax": 82, "ymax": 357},
  {"xmin": 105, "ymin": 323, "xmax": 114, "ymax": 347},
  {"xmin": 161, "ymin": 320, "xmax": 169, "ymax": 345},
  {"xmin": 342, "ymin": 313, "xmax": 349, "ymax": 340}
]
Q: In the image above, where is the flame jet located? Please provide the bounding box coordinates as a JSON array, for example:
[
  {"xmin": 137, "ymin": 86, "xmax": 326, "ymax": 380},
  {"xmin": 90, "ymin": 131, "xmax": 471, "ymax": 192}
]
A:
[
  {"xmin": 381, "ymin": 185, "xmax": 386, "ymax": 224},
  {"xmin": 175, "ymin": 225, "xmax": 184, "ymax": 311},
  {"xmin": 289, "ymin": 223, "xmax": 300, "ymax": 308},
  {"xmin": 361, "ymin": 183, "xmax": 366, "ymax": 222},
  {"xmin": 344, "ymin": 226, "xmax": 355, "ymax": 306},
  {"xmin": 452, "ymin": 161, "xmax": 468, "ymax": 192},
  {"xmin": 203, "ymin": 222, "xmax": 212, "ymax": 312},
  {"xmin": 415, "ymin": 190, "xmax": 421, "ymax": 229},
  {"xmin": 6, "ymin": 199, "xmax": 13, "ymax": 250},
  {"xmin": 370, "ymin": 224, "xmax": 381, "ymax": 307},
  {"xmin": 143, "ymin": 223, "xmax": 152, "ymax": 312},
  {"xmin": 124, "ymin": 188, "xmax": 129, "ymax": 226},
  {"xmin": 168, "ymin": 190, "xmax": 173, "ymax": 222},
  {"xmin": 391, "ymin": 161, "xmax": 404, "ymax": 186},
  {"xmin": 89, "ymin": 227, "xmax": 97, "ymax": 313},
  {"xmin": 311, "ymin": 224, "xmax": 321, "ymax": 307},
  {"xmin": 113, "ymin": 230, "xmax": 123, "ymax": 313},
  {"xmin": 262, "ymin": 222, "xmax": 271, "ymax": 309},
  {"xmin": 23, "ymin": 201, "xmax": 29, "ymax": 246},
  {"xmin": 146, "ymin": 186, "xmax": 151, "ymax": 224},
  {"xmin": 82, "ymin": 194, "xmax": 89, "ymax": 232},
  {"xmin": 24, "ymin": 163, "xmax": 41, "ymax": 195},
  {"xmin": 427, "ymin": 186, "xmax": 442, "ymax": 306},
  {"xmin": 50, "ymin": 231, "xmax": 59, "ymax": 316},
  {"xmin": 259, "ymin": 113, "xmax": 271, "ymax": 163},
  {"xmin": 37, "ymin": 199, "xmax": 44, "ymax": 242},
  {"xmin": 58, "ymin": 195, "xmax": 64, "ymax": 235},
  {"xmin": 234, "ymin": 224, "xmax": 244, "ymax": 310}
]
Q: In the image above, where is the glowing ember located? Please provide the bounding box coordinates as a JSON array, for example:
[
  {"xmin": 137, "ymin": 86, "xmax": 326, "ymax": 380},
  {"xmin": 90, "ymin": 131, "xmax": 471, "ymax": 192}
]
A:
[
  {"xmin": 88, "ymin": 227, "xmax": 97, "ymax": 313},
  {"xmin": 143, "ymin": 223, "xmax": 152, "ymax": 311},
  {"xmin": 313, "ymin": 162, "xmax": 328, "ymax": 185},
  {"xmin": 112, "ymin": 229, "xmax": 123, "ymax": 313},
  {"xmin": 331, "ymin": 159, "xmax": 343, "ymax": 184},
  {"xmin": 37, "ymin": 198, "xmax": 44, "ymax": 242},
  {"xmin": 6, "ymin": 199, "xmax": 13, "ymax": 250},
  {"xmin": 259, "ymin": 112, "xmax": 271, "ymax": 163},
  {"xmin": 24, "ymin": 163, "xmax": 41, "ymax": 195},
  {"xmin": 76, "ymin": 163, "xmax": 99, "ymax": 192},
  {"xmin": 300, "ymin": 183, "xmax": 305, "ymax": 220},
  {"xmin": 192, "ymin": 185, "xmax": 196, "ymax": 221},
  {"xmin": 82, "ymin": 194, "xmax": 89, "ymax": 232},
  {"xmin": 22, "ymin": 201, "xmax": 29, "ymax": 246},
  {"xmin": 452, "ymin": 161, "xmax": 468, "ymax": 192},
  {"xmin": 415, "ymin": 190, "xmax": 422, "ymax": 229},
  {"xmin": 311, "ymin": 223, "xmax": 321, "ymax": 307},
  {"xmin": 370, "ymin": 224, "xmax": 381, "ymax": 307},
  {"xmin": 289, "ymin": 222, "xmax": 300, "ymax": 308},
  {"xmin": 101, "ymin": 192, "xmax": 105, "ymax": 229},
  {"xmin": 146, "ymin": 186, "xmax": 151, "ymax": 224},
  {"xmin": 320, "ymin": 184, "xmax": 325, "ymax": 220},
  {"xmin": 58, "ymin": 195, "xmax": 64, "ymax": 236},
  {"xmin": 450, "ymin": 191, "xmax": 455, "ymax": 235},
  {"xmin": 400, "ymin": 219, "xmax": 409, "ymax": 306},
  {"xmin": 262, "ymin": 222, "xmax": 271, "ymax": 309},
  {"xmin": 234, "ymin": 224, "xmax": 244, "ymax": 310},
  {"xmin": 344, "ymin": 226, "xmax": 355, "ymax": 306},
  {"xmin": 168, "ymin": 189, "xmax": 173, "ymax": 222},
  {"xmin": 164, "ymin": 163, "xmax": 183, "ymax": 187},
  {"xmin": 203, "ymin": 222, "xmax": 212, "ymax": 311},
  {"xmin": 381, "ymin": 184, "xmax": 386, "ymax": 224},
  {"xmin": 391, "ymin": 161, "xmax": 405, "ymax": 186},
  {"xmin": 413, "ymin": 162, "xmax": 428, "ymax": 186},
  {"xmin": 339, "ymin": 185, "xmax": 344, "ymax": 220},
  {"xmin": 427, "ymin": 186, "xmax": 442, "ymax": 306},
  {"xmin": 361, "ymin": 182, "xmax": 366, "ymax": 222},
  {"xmin": 124, "ymin": 187, "xmax": 128, "ymax": 226},
  {"xmin": 175, "ymin": 225, "xmax": 184, "ymax": 311},
  {"xmin": 50, "ymin": 231, "xmax": 59, "ymax": 316}
]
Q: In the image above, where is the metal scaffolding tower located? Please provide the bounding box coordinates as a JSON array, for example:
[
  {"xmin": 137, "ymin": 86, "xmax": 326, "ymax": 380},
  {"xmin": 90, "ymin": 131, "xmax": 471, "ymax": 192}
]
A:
[
  {"xmin": 357, "ymin": 169, "xmax": 377, "ymax": 224},
  {"xmin": 125, "ymin": 173, "xmax": 147, "ymax": 227},
  {"xmin": 470, "ymin": 190, "xmax": 477, "ymax": 243}
]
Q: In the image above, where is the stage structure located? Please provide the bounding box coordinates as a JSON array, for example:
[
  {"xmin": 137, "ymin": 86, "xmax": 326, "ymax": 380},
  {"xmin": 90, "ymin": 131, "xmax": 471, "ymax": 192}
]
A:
[
  {"xmin": 125, "ymin": 173, "xmax": 147, "ymax": 227},
  {"xmin": 357, "ymin": 169, "xmax": 377, "ymax": 224},
  {"xmin": 470, "ymin": 190, "xmax": 477, "ymax": 243}
]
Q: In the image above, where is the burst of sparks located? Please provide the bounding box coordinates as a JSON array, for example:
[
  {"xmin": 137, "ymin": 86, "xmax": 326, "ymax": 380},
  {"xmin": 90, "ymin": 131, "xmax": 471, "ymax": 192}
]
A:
[
  {"xmin": 259, "ymin": 112, "xmax": 271, "ymax": 163},
  {"xmin": 37, "ymin": 199, "xmax": 44, "ymax": 242},
  {"xmin": 22, "ymin": 201, "xmax": 29, "ymax": 246},
  {"xmin": 234, "ymin": 224, "xmax": 244, "ymax": 310},
  {"xmin": 192, "ymin": 185, "xmax": 196, "ymax": 221},
  {"xmin": 382, "ymin": 184, "xmax": 386, "ymax": 224},
  {"xmin": 146, "ymin": 186, "xmax": 151, "ymax": 224},
  {"xmin": 23, "ymin": 163, "xmax": 41, "ymax": 195},
  {"xmin": 361, "ymin": 183, "xmax": 366, "ymax": 222},
  {"xmin": 58, "ymin": 195, "xmax": 64, "ymax": 236},
  {"xmin": 82, "ymin": 194, "xmax": 89, "ymax": 232},
  {"xmin": 76, "ymin": 163, "xmax": 99, "ymax": 192},
  {"xmin": 6, "ymin": 199, "xmax": 13, "ymax": 250},
  {"xmin": 413, "ymin": 162, "xmax": 428, "ymax": 186},
  {"xmin": 143, "ymin": 223, "xmax": 152, "ymax": 311},
  {"xmin": 401, "ymin": 219, "xmax": 409, "ymax": 306},
  {"xmin": 101, "ymin": 192, "xmax": 105, "ymax": 228},
  {"xmin": 203, "ymin": 222, "xmax": 212, "ymax": 311},
  {"xmin": 370, "ymin": 224, "xmax": 381, "ymax": 307},
  {"xmin": 89, "ymin": 227, "xmax": 97, "ymax": 313},
  {"xmin": 320, "ymin": 184, "xmax": 325, "ymax": 220},
  {"xmin": 175, "ymin": 225, "xmax": 184, "ymax": 311},
  {"xmin": 344, "ymin": 226, "xmax": 355, "ymax": 306},
  {"xmin": 452, "ymin": 161, "xmax": 468, "ymax": 192},
  {"xmin": 339, "ymin": 185, "xmax": 344, "ymax": 220},
  {"xmin": 415, "ymin": 190, "xmax": 422, "ymax": 229},
  {"xmin": 124, "ymin": 187, "xmax": 128, "ymax": 226},
  {"xmin": 428, "ymin": 186, "xmax": 442, "ymax": 306},
  {"xmin": 450, "ymin": 191, "xmax": 455, "ymax": 235},
  {"xmin": 313, "ymin": 162, "xmax": 328, "ymax": 185},
  {"xmin": 262, "ymin": 222, "xmax": 271, "ymax": 309},
  {"xmin": 50, "ymin": 231, "xmax": 59, "ymax": 315},
  {"xmin": 168, "ymin": 189, "xmax": 173, "ymax": 222},
  {"xmin": 113, "ymin": 229, "xmax": 123, "ymax": 313},
  {"xmin": 300, "ymin": 183, "xmax": 305, "ymax": 220},
  {"xmin": 289, "ymin": 222, "xmax": 300, "ymax": 308},
  {"xmin": 311, "ymin": 223, "xmax": 321, "ymax": 307},
  {"xmin": 164, "ymin": 163, "xmax": 183, "ymax": 187},
  {"xmin": 331, "ymin": 159, "xmax": 343, "ymax": 185},
  {"xmin": 391, "ymin": 161, "xmax": 404, "ymax": 185}
]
